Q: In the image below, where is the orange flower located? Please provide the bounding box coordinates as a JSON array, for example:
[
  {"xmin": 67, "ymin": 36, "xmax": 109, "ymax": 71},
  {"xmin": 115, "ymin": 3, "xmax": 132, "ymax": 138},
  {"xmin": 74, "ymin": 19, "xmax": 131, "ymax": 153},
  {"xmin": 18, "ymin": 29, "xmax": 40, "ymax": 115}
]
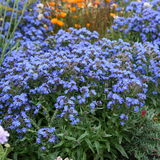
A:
[
  {"xmin": 73, "ymin": 15, "xmax": 77, "ymax": 19},
  {"xmin": 57, "ymin": 14, "xmax": 61, "ymax": 18},
  {"xmin": 86, "ymin": 11, "xmax": 88, "ymax": 15},
  {"xmin": 51, "ymin": 18, "xmax": 58, "ymax": 24},
  {"xmin": 115, "ymin": 4, "xmax": 118, "ymax": 7},
  {"xmin": 77, "ymin": 0, "xmax": 82, "ymax": 2},
  {"xmin": 75, "ymin": 24, "xmax": 79, "ymax": 28},
  {"xmin": 67, "ymin": 0, "xmax": 73, "ymax": 3},
  {"xmin": 77, "ymin": 3, "xmax": 85, "ymax": 8},
  {"xmin": 49, "ymin": 2, "xmax": 56, "ymax": 6},
  {"xmin": 95, "ymin": 0, "xmax": 100, "ymax": 4},
  {"xmin": 86, "ymin": 23, "xmax": 90, "ymax": 27},
  {"xmin": 62, "ymin": 0, "xmax": 66, "ymax": 1},
  {"xmin": 73, "ymin": 0, "xmax": 77, "ymax": 3},
  {"xmin": 57, "ymin": 20, "xmax": 64, "ymax": 26},
  {"xmin": 66, "ymin": 3, "xmax": 70, "ymax": 7},
  {"xmin": 70, "ymin": 7, "xmax": 76, "ymax": 11},
  {"xmin": 56, "ymin": 8, "xmax": 61, "ymax": 12},
  {"xmin": 110, "ymin": 13, "xmax": 115, "ymax": 17},
  {"xmin": 106, "ymin": 0, "xmax": 110, "ymax": 2},
  {"xmin": 67, "ymin": 29, "xmax": 69, "ymax": 32},
  {"xmin": 61, "ymin": 12, "xmax": 67, "ymax": 17}
]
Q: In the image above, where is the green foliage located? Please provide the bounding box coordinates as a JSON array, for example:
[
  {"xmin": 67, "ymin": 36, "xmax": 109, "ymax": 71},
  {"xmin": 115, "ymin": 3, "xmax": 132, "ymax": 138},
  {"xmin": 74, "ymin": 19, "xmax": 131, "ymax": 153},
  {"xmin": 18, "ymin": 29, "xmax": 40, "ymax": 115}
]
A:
[
  {"xmin": 123, "ymin": 107, "xmax": 160, "ymax": 160},
  {"xmin": 0, "ymin": 0, "xmax": 27, "ymax": 66},
  {"xmin": 0, "ymin": 144, "xmax": 13, "ymax": 160}
]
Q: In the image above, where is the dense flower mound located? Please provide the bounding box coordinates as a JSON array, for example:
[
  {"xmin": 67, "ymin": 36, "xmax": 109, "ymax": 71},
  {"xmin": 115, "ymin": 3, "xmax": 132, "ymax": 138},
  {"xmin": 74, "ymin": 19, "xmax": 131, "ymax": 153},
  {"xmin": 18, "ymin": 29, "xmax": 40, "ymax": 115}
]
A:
[
  {"xmin": 111, "ymin": 0, "xmax": 160, "ymax": 45},
  {"xmin": 1, "ymin": 28, "xmax": 160, "ymax": 151}
]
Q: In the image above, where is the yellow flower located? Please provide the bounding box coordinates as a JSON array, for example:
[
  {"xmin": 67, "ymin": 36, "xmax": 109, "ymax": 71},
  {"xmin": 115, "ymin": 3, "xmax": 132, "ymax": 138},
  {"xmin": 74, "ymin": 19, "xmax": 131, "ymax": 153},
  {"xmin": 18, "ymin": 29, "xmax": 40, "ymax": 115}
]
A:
[
  {"xmin": 70, "ymin": 7, "xmax": 76, "ymax": 12},
  {"xmin": 57, "ymin": 20, "xmax": 64, "ymax": 26},
  {"xmin": 61, "ymin": 12, "xmax": 67, "ymax": 18},
  {"xmin": 110, "ymin": 13, "xmax": 116, "ymax": 17},
  {"xmin": 49, "ymin": 2, "xmax": 56, "ymax": 6},
  {"xmin": 51, "ymin": 18, "xmax": 58, "ymax": 24},
  {"xmin": 86, "ymin": 23, "xmax": 90, "ymax": 27}
]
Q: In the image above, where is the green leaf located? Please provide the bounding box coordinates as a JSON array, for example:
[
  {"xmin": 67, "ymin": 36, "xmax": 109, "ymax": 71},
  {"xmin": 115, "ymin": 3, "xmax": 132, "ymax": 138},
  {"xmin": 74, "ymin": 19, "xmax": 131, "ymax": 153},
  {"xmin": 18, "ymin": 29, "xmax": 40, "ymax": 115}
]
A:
[
  {"xmin": 62, "ymin": 148, "xmax": 70, "ymax": 153},
  {"xmin": 94, "ymin": 141, "xmax": 100, "ymax": 154},
  {"xmin": 0, "ymin": 152, "xmax": 4, "ymax": 156},
  {"xmin": 38, "ymin": 117, "xmax": 45, "ymax": 126},
  {"xmin": 20, "ymin": 137, "xmax": 27, "ymax": 141},
  {"xmin": 0, "ymin": 144, "xmax": 4, "ymax": 152},
  {"xmin": 76, "ymin": 126, "xmax": 86, "ymax": 130},
  {"xmin": 82, "ymin": 152, "xmax": 86, "ymax": 160},
  {"xmin": 48, "ymin": 151, "xmax": 60, "ymax": 159},
  {"xmin": 77, "ymin": 131, "xmax": 89, "ymax": 141},
  {"xmin": 13, "ymin": 152, "xmax": 18, "ymax": 160},
  {"xmin": 106, "ymin": 141, "xmax": 110, "ymax": 152},
  {"xmin": 4, "ymin": 147, "xmax": 13, "ymax": 156},
  {"xmin": 103, "ymin": 134, "xmax": 112, "ymax": 137},
  {"xmin": 0, "ymin": 4, "xmax": 22, "ymax": 13},
  {"xmin": 85, "ymin": 138, "xmax": 95, "ymax": 154},
  {"xmin": 119, "ymin": 134, "xmax": 123, "ymax": 144},
  {"xmin": 56, "ymin": 133, "xmax": 64, "ymax": 137},
  {"xmin": 77, "ymin": 148, "xmax": 83, "ymax": 160},
  {"xmin": 115, "ymin": 144, "xmax": 128, "ymax": 158},
  {"xmin": 65, "ymin": 136, "xmax": 76, "ymax": 141},
  {"xmin": 53, "ymin": 141, "xmax": 64, "ymax": 148},
  {"xmin": 124, "ymin": 136, "xmax": 130, "ymax": 143}
]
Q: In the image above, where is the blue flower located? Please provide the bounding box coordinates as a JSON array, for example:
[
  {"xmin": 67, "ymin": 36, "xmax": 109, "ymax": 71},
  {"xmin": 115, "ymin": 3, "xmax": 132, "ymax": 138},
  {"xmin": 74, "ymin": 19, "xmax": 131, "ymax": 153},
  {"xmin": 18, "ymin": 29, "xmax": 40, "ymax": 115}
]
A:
[
  {"xmin": 120, "ymin": 114, "xmax": 125, "ymax": 119},
  {"xmin": 41, "ymin": 146, "xmax": 46, "ymax": 150},
  {"xmin": 134, "ymin": 106, "xmax": 139, "ymax": 113},
  {"xmin": 120, "ymin": 121, "xmax": 125, "ymax": 126},
  {"xmin": 36, "ymin": 138, "xmax": 41, "ymax": 144}
]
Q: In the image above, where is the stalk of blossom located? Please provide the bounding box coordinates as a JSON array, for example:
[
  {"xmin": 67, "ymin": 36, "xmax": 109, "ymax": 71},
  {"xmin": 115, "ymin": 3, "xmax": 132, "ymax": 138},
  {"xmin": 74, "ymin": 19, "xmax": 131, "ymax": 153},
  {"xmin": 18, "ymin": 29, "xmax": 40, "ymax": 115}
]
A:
[{"xmin": 0, "ymin": 126, "xmax": 10, "ymax": 144}]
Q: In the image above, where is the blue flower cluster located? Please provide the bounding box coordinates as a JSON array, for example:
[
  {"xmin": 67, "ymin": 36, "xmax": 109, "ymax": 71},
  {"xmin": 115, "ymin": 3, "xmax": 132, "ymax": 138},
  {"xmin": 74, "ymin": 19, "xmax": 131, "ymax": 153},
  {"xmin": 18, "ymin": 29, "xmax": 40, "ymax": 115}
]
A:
[
  {"xmin": 111, "ymin": 0, "xmax": 160, "ymax": 44},
  {"xmin": 1, "ymin": 27, "xmax": 159, "ymax": 148}
]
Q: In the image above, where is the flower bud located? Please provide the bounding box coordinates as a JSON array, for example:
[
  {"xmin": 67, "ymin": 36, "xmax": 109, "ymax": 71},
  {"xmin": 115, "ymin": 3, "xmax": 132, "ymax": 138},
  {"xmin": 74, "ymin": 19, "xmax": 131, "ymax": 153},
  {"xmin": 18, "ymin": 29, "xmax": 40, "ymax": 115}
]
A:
[{"xmin": 4, "ymin": 143, "xmax": 10, "ymax": 148}]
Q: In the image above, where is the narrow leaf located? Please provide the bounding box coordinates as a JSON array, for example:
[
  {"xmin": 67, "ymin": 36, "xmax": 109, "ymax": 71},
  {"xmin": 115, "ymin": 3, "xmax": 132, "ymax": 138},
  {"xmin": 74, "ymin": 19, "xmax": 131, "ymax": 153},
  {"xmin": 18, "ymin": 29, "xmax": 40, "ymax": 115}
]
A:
[
  {"xmin": 85, "ymin": 138, "xmax": 95, "ymax": 154},
  {"xmin": 53, "ymin": 141, "xmax": 64, "ymax": 148},
  {"xmin": 95, "ymin": 141, "xmax": 100, "ymax": 154},
  {"xmin": 65, "ymin": 136, "xmax": 76, "ymax": 141},
  {"xmin": 77, "ymin": 131, "xmax": 89, "ymax": 141},
  {"xmin": 82, "ymin": 152, "xmax": 86, "ymax": 160},
  {"xmin": 115, "ymin": 144, "xmax": 128, "ymax": 158}
]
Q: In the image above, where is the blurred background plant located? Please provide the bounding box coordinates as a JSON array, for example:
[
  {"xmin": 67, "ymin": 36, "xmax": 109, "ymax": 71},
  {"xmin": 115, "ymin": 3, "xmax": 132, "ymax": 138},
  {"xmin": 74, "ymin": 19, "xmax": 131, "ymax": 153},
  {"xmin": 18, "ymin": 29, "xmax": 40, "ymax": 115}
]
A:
[{"xmin": 31, "ymin": 0, "xmax": 125, "ymax": 38}]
